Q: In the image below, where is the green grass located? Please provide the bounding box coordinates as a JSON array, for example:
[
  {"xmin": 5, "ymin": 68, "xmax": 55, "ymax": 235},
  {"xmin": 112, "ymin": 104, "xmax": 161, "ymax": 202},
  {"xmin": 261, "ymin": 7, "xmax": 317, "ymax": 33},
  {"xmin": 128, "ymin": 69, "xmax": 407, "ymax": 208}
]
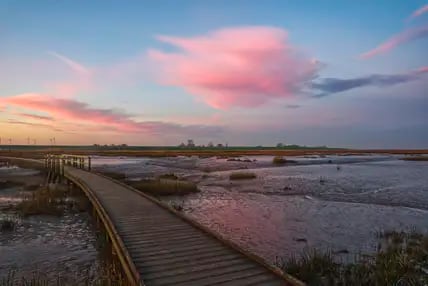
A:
[
  {"xmin": 229, "ymin": 172, "xmax": 257, "ymax": 180},
  {"xmin": 129, "ymin": 179, "xmax": 199, "ymax": 196},
  {"xmin": 276, "ymin": 230, "xmax": 428, "ymax": 285}
]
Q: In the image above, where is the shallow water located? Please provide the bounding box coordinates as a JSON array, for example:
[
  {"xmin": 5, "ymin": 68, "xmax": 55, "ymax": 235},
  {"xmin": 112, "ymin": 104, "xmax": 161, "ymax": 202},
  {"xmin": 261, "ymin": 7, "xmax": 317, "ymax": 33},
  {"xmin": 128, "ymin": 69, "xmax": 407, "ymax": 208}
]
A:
[
  {"xmin": 95, "ymin": 154, "xmax": 428, "ymax": 263},
  {"xmin": 0, "ymin": 166, "xmax": 100, "ymax": 282}
]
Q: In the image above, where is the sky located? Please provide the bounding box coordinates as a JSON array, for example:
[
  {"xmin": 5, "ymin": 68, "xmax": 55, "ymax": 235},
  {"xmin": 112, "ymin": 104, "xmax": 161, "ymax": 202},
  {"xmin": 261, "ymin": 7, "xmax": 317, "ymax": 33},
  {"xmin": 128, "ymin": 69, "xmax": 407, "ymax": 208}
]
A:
[{"xmin": 0, "ymin": 0, "xmax": 427, "ymax": 148}]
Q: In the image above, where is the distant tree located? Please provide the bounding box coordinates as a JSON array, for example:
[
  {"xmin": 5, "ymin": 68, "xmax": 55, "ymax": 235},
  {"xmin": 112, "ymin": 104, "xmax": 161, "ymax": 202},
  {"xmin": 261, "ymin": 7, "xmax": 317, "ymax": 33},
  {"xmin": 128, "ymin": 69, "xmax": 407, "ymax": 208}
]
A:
[
  {"xmin": 187, "ymin": 139, "xmax": 195, "ymax": 147},
  {"xmin": 208, "ymin": 142, "xmax": 214, "ymax": 148},
  {"xmin": 276, "ymin": 143, "xmax": 284, "ymax": 148},
  {"xmin": 217, "ymin": 143, "xmax": 223, "ymax": 148}
]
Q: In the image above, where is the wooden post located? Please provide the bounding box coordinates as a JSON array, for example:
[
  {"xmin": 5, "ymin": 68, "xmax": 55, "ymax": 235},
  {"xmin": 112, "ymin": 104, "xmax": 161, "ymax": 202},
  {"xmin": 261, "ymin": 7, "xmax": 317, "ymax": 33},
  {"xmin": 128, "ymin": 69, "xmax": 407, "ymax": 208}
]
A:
[
  {"xmin": 88, "ymin": 157, "xmax": 91, "ymax": 171},
  {"xmin": 61, "ymin": 158, "xmax": 65, "ymax": 177}
]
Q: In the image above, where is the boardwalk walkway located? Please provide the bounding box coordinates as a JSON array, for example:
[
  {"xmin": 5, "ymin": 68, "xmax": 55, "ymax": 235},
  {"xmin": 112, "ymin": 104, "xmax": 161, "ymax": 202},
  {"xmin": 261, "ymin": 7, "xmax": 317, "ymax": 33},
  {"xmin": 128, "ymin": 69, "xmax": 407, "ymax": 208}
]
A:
[{"xmin": 2, "ymin": 156, "xmax": 300, "ymax": 286}]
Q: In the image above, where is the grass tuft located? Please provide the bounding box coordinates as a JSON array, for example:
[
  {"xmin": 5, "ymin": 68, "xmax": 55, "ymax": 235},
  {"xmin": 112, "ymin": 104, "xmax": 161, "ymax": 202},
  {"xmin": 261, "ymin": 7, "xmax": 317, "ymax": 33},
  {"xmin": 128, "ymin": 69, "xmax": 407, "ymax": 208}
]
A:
[
  {"xmin": 273, "ymin": 156, "xmax": 287, "ymax": 164},
  {"xmin": 130, "ymin": 179, "xmax": 199, "ymax": 196},
  {"xmin": 401, "ymin": 156, "xmax": 428, "ymax": 161},
  {"xmin": 229, "ymin": 172, "xmax": 257, "ymax": 180},
  {"xmin": 159, "ymin": 173, "xmax": 179, "ymax": 180},
  {"xmin": 15, "ymin": 187, "xmax": 65, "ymax": 217}
]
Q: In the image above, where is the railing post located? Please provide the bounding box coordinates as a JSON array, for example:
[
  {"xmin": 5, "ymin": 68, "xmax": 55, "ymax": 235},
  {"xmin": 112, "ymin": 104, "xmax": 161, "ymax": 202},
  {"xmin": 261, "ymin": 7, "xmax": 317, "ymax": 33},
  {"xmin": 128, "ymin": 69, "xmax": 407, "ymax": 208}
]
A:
[
  {"xmin": 88, "ymin": 156, "xmax": 91, "ymax": 171},
  {"xmin": 61, "ymin": 158, "xmax": 65, "ymax": 177}
]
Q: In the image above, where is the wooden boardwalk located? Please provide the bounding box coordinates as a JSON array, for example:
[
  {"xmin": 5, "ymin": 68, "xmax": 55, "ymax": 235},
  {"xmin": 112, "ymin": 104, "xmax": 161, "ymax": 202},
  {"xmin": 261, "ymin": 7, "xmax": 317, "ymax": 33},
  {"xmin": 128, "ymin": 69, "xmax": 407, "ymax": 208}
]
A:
[{"xmin": 2, "ymin": 156, "xmax": 301, "ymax": 286}]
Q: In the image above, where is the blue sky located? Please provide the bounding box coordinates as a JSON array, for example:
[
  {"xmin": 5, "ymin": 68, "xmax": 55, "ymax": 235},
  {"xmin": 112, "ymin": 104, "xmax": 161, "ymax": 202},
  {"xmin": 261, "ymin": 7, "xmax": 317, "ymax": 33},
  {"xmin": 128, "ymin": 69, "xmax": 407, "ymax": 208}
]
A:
[{"xmin": 1, "ymin": 0, "xmax": 427, "ymax": 147}]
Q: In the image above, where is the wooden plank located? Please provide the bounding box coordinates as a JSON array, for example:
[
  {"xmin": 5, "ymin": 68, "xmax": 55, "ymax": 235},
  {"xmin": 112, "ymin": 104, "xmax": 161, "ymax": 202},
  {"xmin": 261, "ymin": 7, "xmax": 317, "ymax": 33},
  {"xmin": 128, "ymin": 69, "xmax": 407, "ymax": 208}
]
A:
[
  {"xmin": 142, "ymin": 256, "xmax": 248, "ymax": 280},
  {"xmin": 149, "ymin": 264, "xmax": 261, "ymax": 286},
  {"xmin": 138, "ymin": 253, "xmax": 241, "ymax": 276},
  {"xmin": 133, "ymin": 248, "xmax": 234, "ymax": 267}
]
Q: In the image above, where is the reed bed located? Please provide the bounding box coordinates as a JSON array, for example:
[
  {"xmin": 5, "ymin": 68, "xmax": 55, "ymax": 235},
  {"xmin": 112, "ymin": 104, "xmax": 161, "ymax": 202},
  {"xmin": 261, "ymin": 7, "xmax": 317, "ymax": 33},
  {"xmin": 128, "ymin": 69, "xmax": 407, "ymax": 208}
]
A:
[
  {"xmin": 129, "ymin": 179, "xmax": 199, "ymax": 196},
  {"xmin": 276, "ymin": 230, "xmax": 428, "ymax": 285},
  {"xmin": 229, "ymin": 172, "xmax": 257, "ymax": 180}
]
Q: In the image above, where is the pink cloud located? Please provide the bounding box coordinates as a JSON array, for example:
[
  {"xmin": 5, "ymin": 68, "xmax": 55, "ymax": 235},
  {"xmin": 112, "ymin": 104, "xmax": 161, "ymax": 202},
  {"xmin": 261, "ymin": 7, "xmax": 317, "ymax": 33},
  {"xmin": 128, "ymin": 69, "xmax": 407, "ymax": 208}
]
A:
[
  {"xmin": 360, "ymin": 25, "xmax": 428, "ymax": 59},
  {"xmin": 0, "ymin": 93, "xmax": 222, "ymax": 135},
  {"xmin": 410, "ymin": 4, "xmax": 428, "ymax": 19},
  {"xmin": 16, "ymin": 113, "xmax": 54, "ymax": 121},
  {"xmin": 148, "ymin": 26, "xmax": 319, "ymax": 109}
]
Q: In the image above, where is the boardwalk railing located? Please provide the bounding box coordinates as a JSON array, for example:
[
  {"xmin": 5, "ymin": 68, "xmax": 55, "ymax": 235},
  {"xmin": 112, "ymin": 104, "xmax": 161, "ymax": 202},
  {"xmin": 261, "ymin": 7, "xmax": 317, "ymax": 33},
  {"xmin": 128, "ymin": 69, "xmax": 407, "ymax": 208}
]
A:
[{"xmin": 66, "ymin": 168, "xmax": 142, "ymax": 285}]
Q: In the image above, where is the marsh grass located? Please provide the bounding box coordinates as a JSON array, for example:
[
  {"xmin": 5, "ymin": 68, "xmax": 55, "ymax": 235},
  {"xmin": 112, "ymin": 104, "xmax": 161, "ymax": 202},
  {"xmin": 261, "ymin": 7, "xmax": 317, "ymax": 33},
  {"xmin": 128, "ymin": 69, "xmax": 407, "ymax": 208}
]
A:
[
  {"xmin": 67, "ymin": 195, "xmax": 91, "ymax": 213},
  {"xmin": 129, "ymin": 179, "xmax": 199, "ymax": 196},
  {"xmin": 273, "ymin": 156, "xmax": 287, "ymax": 164},
  {"xmin": 100, "ymin": 171, "xmax": 127, "ymax": 181},
  {"xmin": 276, "ymin": 230, "xmax": 428, "ymax": 285},
  {"xmin": 15, "ymin": 187, "xmax": 66, "ymax": 217},
  {"xmin": 402, "ymin": 156, "xmax": 428, "ymax": 161},
  {"xmin": 0, "ymin": 180, "xmax": 23, "ymax": 190},
  {"xmin": 158, "ymin": 173, "xmax": 179, "ymax": 180},
  {"xmin": 229, "ymin": 172, "xmax": 257, "ymax": 180},
  {"xmin": 0, "ymin": 216, "xmax": 19, "ymax": 232}
]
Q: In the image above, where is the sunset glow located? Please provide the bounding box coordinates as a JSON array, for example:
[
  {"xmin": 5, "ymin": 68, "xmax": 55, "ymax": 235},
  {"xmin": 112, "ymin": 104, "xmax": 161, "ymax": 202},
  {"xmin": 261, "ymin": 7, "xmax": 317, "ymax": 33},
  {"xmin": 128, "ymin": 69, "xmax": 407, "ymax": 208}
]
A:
[{"xmin": 1, "ymin": 1, "xmax": 427, "ymax": 147}]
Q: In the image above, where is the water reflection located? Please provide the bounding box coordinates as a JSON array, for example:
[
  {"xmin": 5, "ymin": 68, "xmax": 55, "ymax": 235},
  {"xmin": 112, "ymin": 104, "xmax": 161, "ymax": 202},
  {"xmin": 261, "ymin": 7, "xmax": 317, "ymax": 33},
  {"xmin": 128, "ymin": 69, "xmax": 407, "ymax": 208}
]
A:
[
  {"xmin": 0, "ymin": 166, "xmax": 101, "ymax": 282},
  {"xmin": 96, "ymin": 155, "xmax": 428, "ymax": 262}
]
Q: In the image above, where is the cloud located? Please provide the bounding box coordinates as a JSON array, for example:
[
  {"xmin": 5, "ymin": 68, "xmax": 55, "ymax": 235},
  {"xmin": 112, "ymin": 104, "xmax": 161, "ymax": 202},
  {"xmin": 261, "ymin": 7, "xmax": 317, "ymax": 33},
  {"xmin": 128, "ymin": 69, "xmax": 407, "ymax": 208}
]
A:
[
  {"xmin": 6, "ymin": 119, "xmax": 63, "ymax": 132},
  {"xmin": 48, "ymin": 51, "xmax": 91, "ymax": 75},
  {"xmin": 0, "ymin": 93, "xmax": 222, "ymax": 135},
  {"xmin": 410, "ymin": 4, "xmax": 428, "ymax": 19},
  {"xmin": 313, "ymin": 66, "xmax": 428, "ymax": 97},
  {"xmin": 360, "ymin": 25, "xmax": 428, "ymax": 59},
  {"xmin": 148, "ymin": 26, "xmax": 319, "ymax": 109},
  {"xmin": 16, "ymin": 113, "xmax": 54, "ymax": 121}
]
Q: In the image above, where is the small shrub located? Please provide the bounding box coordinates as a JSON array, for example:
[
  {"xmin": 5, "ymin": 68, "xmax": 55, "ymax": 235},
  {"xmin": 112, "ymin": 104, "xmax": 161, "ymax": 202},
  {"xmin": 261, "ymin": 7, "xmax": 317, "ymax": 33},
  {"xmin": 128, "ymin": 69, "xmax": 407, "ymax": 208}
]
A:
[
  {"xmin": 273, "ymin": 156, "xmax": 287, "ymax": 164},
  {"xmin": 229, "ymin": 172, "xmax": 257, "ymax": 180}
]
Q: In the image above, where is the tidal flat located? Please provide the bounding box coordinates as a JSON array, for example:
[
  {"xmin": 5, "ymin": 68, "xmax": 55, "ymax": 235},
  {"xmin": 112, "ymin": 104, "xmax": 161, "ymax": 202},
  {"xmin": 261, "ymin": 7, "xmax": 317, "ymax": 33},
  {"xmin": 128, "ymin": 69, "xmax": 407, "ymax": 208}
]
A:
[{"xmin": 93, "ymin": 154, "xmax": 428, "ymax": 263}]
